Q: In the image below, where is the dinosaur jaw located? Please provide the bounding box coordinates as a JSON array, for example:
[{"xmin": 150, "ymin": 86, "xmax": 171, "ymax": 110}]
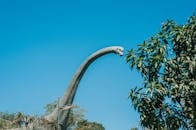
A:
[{"xmin": 114, "ymin": 46, "xmax": 124, "ymax": 56}]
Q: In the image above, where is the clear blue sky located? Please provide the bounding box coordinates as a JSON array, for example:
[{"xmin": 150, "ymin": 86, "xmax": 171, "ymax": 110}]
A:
[{"xmin": 0, "ymin": 0, "xmax": 195, "ymax": 129}]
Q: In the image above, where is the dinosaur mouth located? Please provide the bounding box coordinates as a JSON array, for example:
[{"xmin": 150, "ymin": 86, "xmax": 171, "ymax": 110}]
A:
[{"xmin": 116, "ymin": 47, "xmax": 124, "ymax": 56}]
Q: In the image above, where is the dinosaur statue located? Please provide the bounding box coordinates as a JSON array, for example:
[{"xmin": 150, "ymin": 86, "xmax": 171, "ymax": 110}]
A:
[{"xmin": 44, "ymin": 46, "xmax": 124, "ymax": 129}]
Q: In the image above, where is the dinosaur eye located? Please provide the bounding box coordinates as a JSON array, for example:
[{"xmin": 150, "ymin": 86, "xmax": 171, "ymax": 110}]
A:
[
  {"xmin": 117, "ymin": 48, "xmax": 123, "ymax": 52},
  {"xmin": 117, "ymin": 48, "xmax": 121, "ymax": 51}
]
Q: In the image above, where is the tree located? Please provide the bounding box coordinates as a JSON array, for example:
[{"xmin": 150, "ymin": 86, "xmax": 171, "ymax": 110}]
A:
[
  {"xmin": 44, "ymin": 100, "xmax": 80, "ymax": 128},
  {"xmin": 0, "ymin": 112, "xmax": 16, "ymax": 121},
  {"xmin": 44, "ymin": 100, "xmax": 84, "ymax": 129},
  {"xmin": 130, "ymin": 127, "xmax": 138, "ymax": 130},
  {"xmin": 0, "ymin": 112, "xmax": 15, "ymax": 129},
  {"xmin": 44, "ymin": 100, "xmax": 105, "ymax": 129},
  {"xmin": 44, "ymin": 100, "xmax": 58, "ymax": 115},
  {"xmin": 126, "ymin": 15, "xmax": 196, "ymax": 129},
  {"xmin": 13, "ymin": 112, "xmax": 25, "ymax": 127},
  {"xmin": 74, "ymin": 119, "xmax": 105, "ymax": 130},
  {"xmin": 0, "ymin": 112, "xmax": 25, "ymax": 128}
]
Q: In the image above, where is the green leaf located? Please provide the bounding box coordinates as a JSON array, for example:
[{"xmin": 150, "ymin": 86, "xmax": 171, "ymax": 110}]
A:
[{"xmin": 126, "ymin": 14, "xmax": 196, "ymax": 130}]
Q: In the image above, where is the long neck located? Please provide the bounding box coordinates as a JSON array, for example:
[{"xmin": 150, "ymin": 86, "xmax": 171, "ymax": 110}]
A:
[
  {"xmin": 44, "ymin": 46, "xmax": 122, "ymax": 129},
  {"xmin": 60, "ymin": 47, "xmax": 117, "ymax": 106}
]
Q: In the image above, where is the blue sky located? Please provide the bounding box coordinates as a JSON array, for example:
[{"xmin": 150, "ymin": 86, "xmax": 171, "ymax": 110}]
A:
[{"xmin": 0, "ymin": 0, "xmax": 195, "ymax": 129}]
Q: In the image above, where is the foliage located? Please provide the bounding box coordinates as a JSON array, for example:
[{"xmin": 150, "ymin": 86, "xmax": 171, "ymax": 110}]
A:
[
  {"xmin": 0, "ymin": 112, "xmax": 16, "ymax": 128},
  {"xmin": 0, "ymin": 112, "xmax": 16, "ymax": 121},
  {"xmin": 65, "ymin": 105, "xmax": 85, "ymax": 129},
  {"xmin": 126, "ymin": 15, "xmax": 196, "ymax": 129},
  {"xmin": 44, "ymin": 100, "xmax": 58, "ymax": 115},
  {"xmin": 44, "ymin": 100, "xmax": 105, "ymax": 129},
  {"xmin": 74, "ymin": 119, "xmax": 105, "ymax": 130},
  {"xmin": 0, "ymin": 112, "xmax": 26, "ymax": 128},
  {"xmin": 44, "ymin": 100, "xmax": 84, "ymax": 128},
  {"xmin": 130, "ymin": 127, "xmax": 138, "ymax": 130},
  {"xmin": 0, "ymin": 118, "xmax": 12, "ymax": 129}
]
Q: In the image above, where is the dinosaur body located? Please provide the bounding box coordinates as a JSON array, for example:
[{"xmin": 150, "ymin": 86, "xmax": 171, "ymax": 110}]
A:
[{"xmin": 44, "ymin": 46, "xmax": 124, "ymax": 129}]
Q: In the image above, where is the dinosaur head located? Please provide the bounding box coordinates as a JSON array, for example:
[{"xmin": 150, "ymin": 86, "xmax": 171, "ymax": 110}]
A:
[{"xmin": 112, "ymin": 46, "xmax": 124, "ymax": 56}]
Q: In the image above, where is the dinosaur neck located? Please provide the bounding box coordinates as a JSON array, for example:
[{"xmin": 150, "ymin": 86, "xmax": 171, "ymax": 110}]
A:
[
  {"xmin": 60, "ymin": 47, "xmax": 118, "ymax": 106},
  {"xmin": 44, "ymin": 46, "xmax": 123, "ymax": 129}
]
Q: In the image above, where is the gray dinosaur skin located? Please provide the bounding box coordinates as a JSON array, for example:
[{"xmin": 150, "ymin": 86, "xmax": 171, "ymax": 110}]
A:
[{"xmin": 44, "ymin": 46, "xmax": 124, "ymax": 129}]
